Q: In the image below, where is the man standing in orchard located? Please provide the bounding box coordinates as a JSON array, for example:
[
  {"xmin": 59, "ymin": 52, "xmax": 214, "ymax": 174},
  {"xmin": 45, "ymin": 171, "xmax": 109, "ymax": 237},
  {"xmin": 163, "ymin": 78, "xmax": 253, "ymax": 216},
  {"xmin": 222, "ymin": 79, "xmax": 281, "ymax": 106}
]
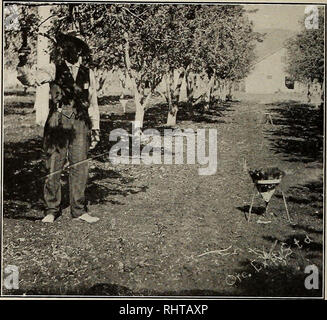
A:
[{"xmin": 17, "ymin": 32, "xmax": 101, "ymax": 223}]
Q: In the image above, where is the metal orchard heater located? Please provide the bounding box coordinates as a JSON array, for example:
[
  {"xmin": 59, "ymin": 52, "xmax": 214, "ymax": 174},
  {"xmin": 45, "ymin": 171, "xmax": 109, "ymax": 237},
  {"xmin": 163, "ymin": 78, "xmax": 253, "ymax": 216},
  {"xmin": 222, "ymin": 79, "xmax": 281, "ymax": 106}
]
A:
[{"xmin": 247, "ymin": 167, "xmax": 291, "ymax": 223}]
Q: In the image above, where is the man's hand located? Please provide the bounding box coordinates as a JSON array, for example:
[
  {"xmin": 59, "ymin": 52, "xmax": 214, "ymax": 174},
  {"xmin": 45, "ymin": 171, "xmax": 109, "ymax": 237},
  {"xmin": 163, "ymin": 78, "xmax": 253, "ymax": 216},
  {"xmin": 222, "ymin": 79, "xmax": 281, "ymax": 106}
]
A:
[{"xmin": 90, "ymin": 129, "xmax": 100, "ymax": 149}]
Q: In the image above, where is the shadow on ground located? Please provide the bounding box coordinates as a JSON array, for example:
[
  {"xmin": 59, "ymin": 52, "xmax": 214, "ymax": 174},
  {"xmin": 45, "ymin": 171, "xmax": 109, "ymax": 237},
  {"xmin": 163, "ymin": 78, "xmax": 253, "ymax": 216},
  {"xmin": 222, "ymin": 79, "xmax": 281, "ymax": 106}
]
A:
[
  {"xmin": 287, "ymin": 179, "xmax": 323, "ymax": 207},
  {"xmin": 265, "ymin": 101, "xmax": 323, "ymax": 163},
  {"xmin": 4, "ymin": 139, "xmax": 147, "ymax": 220},
  {"xmin": 4, "ymin": 136, "xmax": 147, "ymax": 219},
  {"xmin": 4, "ymin": 138, "xmax": 45, "ymax": 219},
  {"xmin": 4, "ymin": 94, "xmax": 234, "ymax": 219},
  {"xmin": 4, "ymin": 100, "xmax": 35, "ymax": 115},
  {"xmin": 149, "ymin": 100, "xmax": 234, "ymax": 126}
]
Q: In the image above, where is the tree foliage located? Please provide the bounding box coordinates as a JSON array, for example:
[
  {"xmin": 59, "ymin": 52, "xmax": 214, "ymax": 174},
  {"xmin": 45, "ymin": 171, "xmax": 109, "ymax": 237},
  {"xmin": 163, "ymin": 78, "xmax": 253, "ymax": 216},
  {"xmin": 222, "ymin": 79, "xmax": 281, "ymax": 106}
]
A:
[
  {"xmin": 4, "ymin": 3, "xmax": 260, "ymax": 126},
  {"xmin": 285, "ymin": 7, "xmax": 324, "ymax": 84},
  {"xmin": 4, "ymin": 4, "xmax": 39, "ymax": 68}
]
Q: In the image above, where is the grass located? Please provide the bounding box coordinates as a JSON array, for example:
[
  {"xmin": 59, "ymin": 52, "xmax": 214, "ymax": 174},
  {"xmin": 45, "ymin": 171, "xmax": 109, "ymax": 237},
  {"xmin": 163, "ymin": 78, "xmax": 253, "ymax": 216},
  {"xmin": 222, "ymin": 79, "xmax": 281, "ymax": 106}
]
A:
[{"xmin": 2, "ymin": 91, "xmax": 324, "ymax": 297}]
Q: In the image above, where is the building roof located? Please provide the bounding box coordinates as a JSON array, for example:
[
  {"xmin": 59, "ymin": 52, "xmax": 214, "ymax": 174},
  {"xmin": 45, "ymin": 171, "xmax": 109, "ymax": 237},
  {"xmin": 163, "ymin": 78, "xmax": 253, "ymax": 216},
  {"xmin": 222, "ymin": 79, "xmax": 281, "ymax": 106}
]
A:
[{"xmin": 254, "ymin": 28, "xmax": 297, "ymax": 64}]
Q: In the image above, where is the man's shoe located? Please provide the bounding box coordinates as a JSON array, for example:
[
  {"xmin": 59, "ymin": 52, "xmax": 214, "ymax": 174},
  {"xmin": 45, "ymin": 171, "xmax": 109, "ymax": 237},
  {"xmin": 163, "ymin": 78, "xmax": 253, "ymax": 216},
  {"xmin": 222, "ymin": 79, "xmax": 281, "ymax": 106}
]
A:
[
  {"xmin": 74, "ymin": 213, "xmax": 99, "ymax": 223},
  {"xmin": 41, "ymin": 214, "xmax": 55, "ymax": 223}
]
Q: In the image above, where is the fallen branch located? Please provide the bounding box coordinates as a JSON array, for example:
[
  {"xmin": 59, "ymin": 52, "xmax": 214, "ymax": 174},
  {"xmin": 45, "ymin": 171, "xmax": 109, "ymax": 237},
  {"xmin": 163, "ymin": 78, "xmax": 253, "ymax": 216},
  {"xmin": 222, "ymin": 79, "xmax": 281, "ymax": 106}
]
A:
[{"xmin": 197, "ymin": 245, "xmax": 232, "ymax": 258}]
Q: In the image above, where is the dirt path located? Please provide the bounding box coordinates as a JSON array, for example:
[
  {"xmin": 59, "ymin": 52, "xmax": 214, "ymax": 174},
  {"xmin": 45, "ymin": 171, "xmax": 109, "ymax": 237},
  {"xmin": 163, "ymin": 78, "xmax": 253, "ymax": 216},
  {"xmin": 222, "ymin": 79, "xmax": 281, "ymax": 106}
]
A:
[{"xmin": 3, "ymin": 97, "xmax": 323, "ymax": 296}]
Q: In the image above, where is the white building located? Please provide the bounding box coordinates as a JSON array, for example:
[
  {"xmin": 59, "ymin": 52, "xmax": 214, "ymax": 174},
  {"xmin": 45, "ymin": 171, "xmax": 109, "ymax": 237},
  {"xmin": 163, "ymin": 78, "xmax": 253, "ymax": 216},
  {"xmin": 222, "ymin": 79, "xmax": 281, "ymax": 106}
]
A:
[
  {"xmin": 245, "ymin": 47, "xmax": 304, "ymax": 94},
  {"xmin": 244, "ymin": 29, "xmax": 305, "ymax": 94}
]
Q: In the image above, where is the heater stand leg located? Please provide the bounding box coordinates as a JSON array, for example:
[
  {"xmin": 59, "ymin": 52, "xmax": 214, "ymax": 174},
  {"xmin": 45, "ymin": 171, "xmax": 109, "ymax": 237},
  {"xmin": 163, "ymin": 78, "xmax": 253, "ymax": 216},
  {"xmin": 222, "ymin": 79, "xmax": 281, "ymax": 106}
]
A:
[
  {"xmin": 248, "ymin": 186, "xmax": 256, "ymax": 222},
  {"xmin": 281, "ymin": 190, "xmax": 292, "ymax": 223},
  {"xmin": 265, "ymin": 201, "xmax": 271, "ymax": 216}
]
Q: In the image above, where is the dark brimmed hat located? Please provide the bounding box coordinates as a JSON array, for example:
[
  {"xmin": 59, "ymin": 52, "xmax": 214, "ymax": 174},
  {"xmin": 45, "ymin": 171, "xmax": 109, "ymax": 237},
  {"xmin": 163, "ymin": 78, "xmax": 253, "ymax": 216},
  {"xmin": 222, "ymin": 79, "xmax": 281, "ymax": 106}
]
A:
[
  {"xmin": 55, "ymin": 32, "xmax": 90, "ymax": 56},
  {"xmin": 53, "ymin": 32, "xmax": 92, "ymax": 65}
]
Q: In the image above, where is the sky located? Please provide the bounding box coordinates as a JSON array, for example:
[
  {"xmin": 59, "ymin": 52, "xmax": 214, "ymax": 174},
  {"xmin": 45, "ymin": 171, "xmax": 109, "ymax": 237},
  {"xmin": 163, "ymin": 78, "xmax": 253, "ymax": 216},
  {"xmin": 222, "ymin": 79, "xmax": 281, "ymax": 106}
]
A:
[{"xmin": 245, "ymin": 4, "xmax": 307, "ymax": 32}]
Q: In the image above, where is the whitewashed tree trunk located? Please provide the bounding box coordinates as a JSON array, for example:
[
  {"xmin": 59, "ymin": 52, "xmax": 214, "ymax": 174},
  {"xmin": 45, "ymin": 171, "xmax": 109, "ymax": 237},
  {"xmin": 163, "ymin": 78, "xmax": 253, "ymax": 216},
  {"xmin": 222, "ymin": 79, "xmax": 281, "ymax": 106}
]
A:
[
  {"xmin": 173, "ymin": 67, "xmax": 186, "ymax": 101},
  {"xmin": 205, "ymin": 73, "xmax": 215, "ymax": 110},
  {"xmin": 307, "ymin": 82, "xmax": 311, "ymax": 103},
  {"xmin": 131, "ymin": 85, "xmax": 149, "ymax": 132},
  {"xmin": 186, "ymin": 71, "xmax": 196, "ymax": 103},
  {"xmin": 123, "ymin": 32, "xmax": 151, "ymax": 131},
  {"xmin": 165, "ymin": 68, "xmax": 186, "ymax": 126},
  {"xmin": 35, "ymin": 6, "xmax": 51, "ymax": 127},
  {"xmin": 227, "ymin": 81, "xmax": 233, "ymax": 101},
  {"xmin": 134, "ymin": 95, "xmax": 145, "ymax": 131},
  {"xmin": 213, "ymin": 78, "xmax": 220, "ymax": 102},
  {"xmin": 166, "ymin": 70, "xmax": 178, "ymax": 126}
]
